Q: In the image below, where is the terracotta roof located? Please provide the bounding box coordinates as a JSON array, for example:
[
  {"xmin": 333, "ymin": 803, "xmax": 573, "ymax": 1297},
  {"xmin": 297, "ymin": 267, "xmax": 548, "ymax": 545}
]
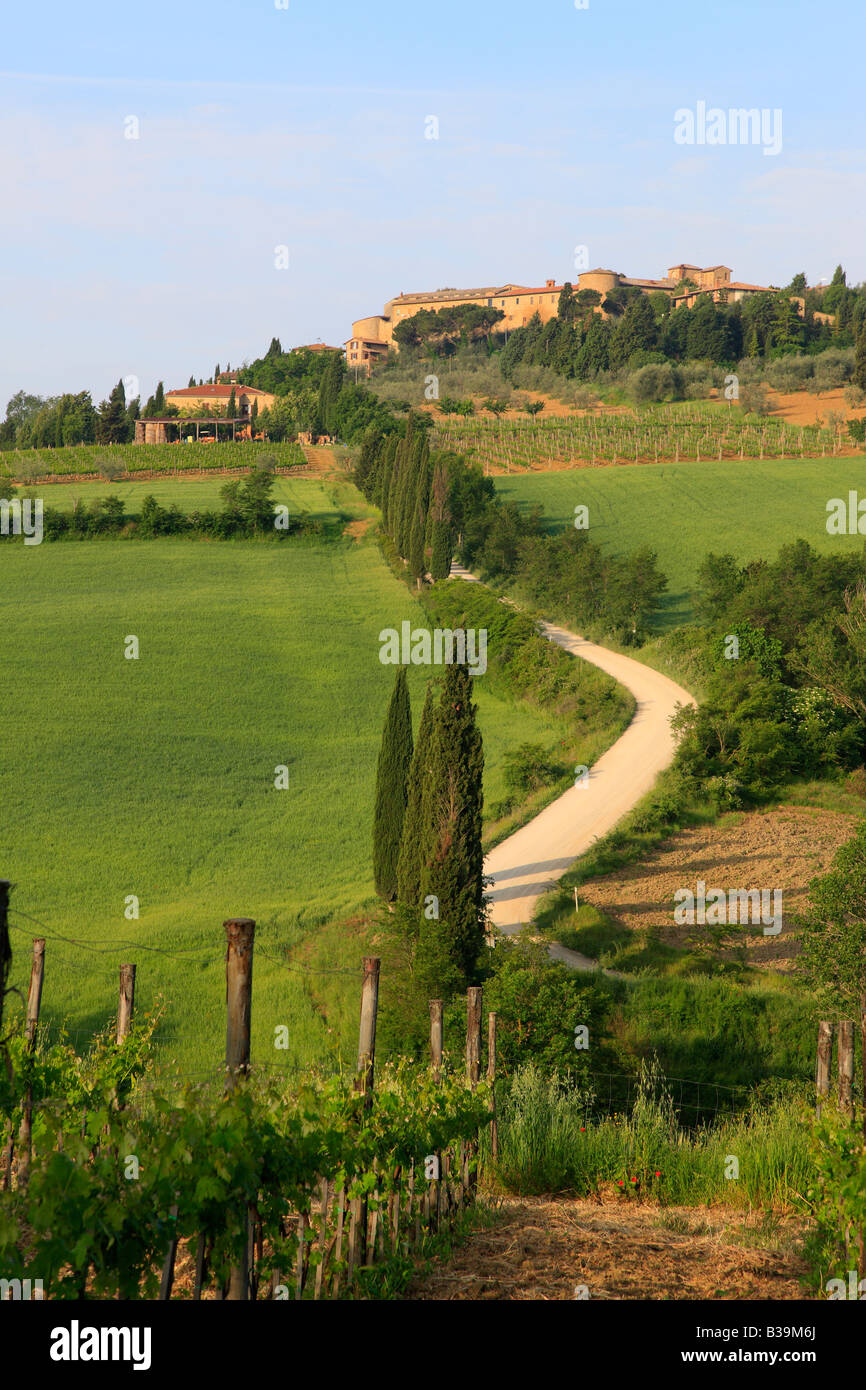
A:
[
  {"xmin": 166, "ymin": 384, "xmax": 270, "ymax": 399},
  {"xmin": 621, "ymin": 277, "xmax": 675, "ymax": 289}
]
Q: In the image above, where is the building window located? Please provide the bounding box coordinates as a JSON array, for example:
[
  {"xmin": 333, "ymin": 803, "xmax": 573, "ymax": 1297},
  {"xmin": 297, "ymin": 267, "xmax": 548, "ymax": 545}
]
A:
[
  {"xmin": 515, "ymin": 298, "xmax": 519, "ymax": 305},
  {"xmin": 487, "ymin": 298, "xmax": 492, "ymax": 307}
]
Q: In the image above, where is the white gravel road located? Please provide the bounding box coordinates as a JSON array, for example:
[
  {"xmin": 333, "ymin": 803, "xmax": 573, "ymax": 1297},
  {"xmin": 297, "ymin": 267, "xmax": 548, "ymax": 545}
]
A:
[{"xmin": 450, "ymin": 564, "xmax": 696, "ymax": 970}]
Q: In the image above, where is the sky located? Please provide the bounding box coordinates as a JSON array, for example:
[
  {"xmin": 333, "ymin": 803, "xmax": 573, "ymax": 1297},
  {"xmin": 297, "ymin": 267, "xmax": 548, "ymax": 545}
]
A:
[{"xmin": 1, "ymin": 0, "xmax": 864, "ymax": 409}]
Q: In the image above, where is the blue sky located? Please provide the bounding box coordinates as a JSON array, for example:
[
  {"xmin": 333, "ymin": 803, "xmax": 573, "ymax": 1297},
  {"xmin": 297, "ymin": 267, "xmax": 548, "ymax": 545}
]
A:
[{"xmin": 2, "ymin": 0, "xmax": 864, "ymax": 407}]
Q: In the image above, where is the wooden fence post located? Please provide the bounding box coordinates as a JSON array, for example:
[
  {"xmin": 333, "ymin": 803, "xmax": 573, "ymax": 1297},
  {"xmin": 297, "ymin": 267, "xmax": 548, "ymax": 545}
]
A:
[
  {"xmin": 225, "ymin": 918, "xmax": 255, "ymax": 1093},
  {"xmin": 816, "ymin": 1021, "xmax": 833, "ymax": 1119},
  {"xmin": 357, "ymin": 957, "xmax": 380, "ymax": 1102},
  {"xmin": 487, "ymin": 1011, "xmax": 498, "ymax": 1163},
  {"xmin": 224, "ymin": 918, "xmax": 255, "ymax": 1301},
  {"xmin": 350, "ymin": 957, "xmax": 379, "ymax": 1278},
  {"xmin": 17, "ymin": 938, "xmax": 46, "ymax": 1185},
  {"xmin": 0, "ymin": 882, "xmax": 11, "ymax": 1041},
  {"xmin": 116, "ymin": 963, "xmax": 136, "ymax": 1044},
  {"xmin": 466, "ymin": 988, "xmax": 482, "ymax": 1088},
  {"xmin": 838, "ymin": 1021, "xmax": 855, "ymax": 1120},
  {"xmin": 861, "ymin": 994, "xmax": 866, "ymax": 1144}
]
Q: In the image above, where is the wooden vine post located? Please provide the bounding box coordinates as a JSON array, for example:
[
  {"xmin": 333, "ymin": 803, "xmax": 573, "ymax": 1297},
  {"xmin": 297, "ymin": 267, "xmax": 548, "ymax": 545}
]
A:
[
  {"xmin": 350, "ymin": 956, "xmax": 379, "ymax": 1279},
  {"xmin": 224, "ymin": 917, "xmax": 255, "ymax": 1301},
  {"xmin": 487, "ymin": 1012, "xmax": 498, "ymax": 1162},
  {"xmin": 429, "ymin": 1000, "xmax": 443, "ymax": 1226},
  {"xmin": 838, "ymin": 1021, "xmax": 855, "ymax": 1120},
  {"xmin": 17, "ymin": 937, "xmax": 46, "ymax": 1185},
  {"xmin": 815, "ymin": 1021, "xmax": 832, "ymax": 1119},
  {"xmin": 465, "ymin": 987, "xmax": 482, "ymax": 1198}
]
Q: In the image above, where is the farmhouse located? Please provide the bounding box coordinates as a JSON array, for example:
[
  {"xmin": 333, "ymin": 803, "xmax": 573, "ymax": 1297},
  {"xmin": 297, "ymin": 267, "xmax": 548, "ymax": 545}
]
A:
[{"xmin": 164, "ymin": 383, "xmax": 276, "ymax": 414}]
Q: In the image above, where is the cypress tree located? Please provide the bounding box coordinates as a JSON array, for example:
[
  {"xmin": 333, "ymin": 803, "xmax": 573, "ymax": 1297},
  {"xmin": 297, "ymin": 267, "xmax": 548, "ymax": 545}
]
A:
[
  {"xmin": 388, "ymin": 437, "xmax": 410, "ymax": 543},
  {"xmin": 396, "ymin": 683, "xmax": 436, "ymax": 908},
  {"xmin": 855, "ymin": 326, "xmax": 866, "ymax": 393},
  {"xmin": 419, "ymin": 663, "xmax": 485, "ymax": 982},
  {"xmin": 377, "ymin": 435, "xmax": 398, "ymax": 518},
  {"xmin": 153, "ymin": 381, "xmax": 165, "ymax": 414},
  {"xmin": 408, "ymin": 500, "xmax": 425, "ymax": 582},
  {"xmin": 227, "ymin": 387, "xmax": 237, "ymax": 418},
  {"xmin": 317, "ymin": 354, "xmax": 345, "ymax": 434},
  {"xmin": 397, "ymin": 436, "xmax": 422, "ymax": 558},
  {"xmin": 429, "ymin": 459, "xmax": 452, "ymax": 581},
  {"xmin": 430, "ymin": 519, "xmax": 452, "ymax": 580},
  {"xmin": 373, "ymin": 668, "xmax": 414, "ymax": 900}
]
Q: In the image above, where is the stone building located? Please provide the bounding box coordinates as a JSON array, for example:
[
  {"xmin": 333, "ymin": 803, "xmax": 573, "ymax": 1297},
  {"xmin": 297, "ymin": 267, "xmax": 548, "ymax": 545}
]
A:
[{"xmin": 346, "ymin": 262, "xmax": 784, "ymax": 367}]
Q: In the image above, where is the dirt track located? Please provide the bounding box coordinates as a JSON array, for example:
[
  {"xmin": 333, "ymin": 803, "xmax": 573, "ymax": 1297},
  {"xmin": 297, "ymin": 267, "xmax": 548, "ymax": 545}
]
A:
[{"xmin": 407, "ymin": 1196, "xmax": 810, "ymax": 1300}]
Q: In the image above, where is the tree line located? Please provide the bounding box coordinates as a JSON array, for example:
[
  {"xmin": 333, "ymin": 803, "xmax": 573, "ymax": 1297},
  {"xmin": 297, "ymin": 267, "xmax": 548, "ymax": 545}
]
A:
[
  {"xmin": 1, "ymin": 342, "xmax": 398, "ymax": 452},
  {"xmin": 501, "ymin": 272, "xmax": 866, "ymax": 384},
  {"xmin": 670, "ymin": 539, "xmax": 866, "ymax": 805}
]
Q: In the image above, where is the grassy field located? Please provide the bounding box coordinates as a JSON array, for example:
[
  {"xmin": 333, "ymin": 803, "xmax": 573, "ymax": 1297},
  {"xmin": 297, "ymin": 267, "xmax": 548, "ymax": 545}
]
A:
[
  {"xmin": 1, "ymin": 536, "xmax": 587, "ymax": 1073},
  {"xmin": 23, "ymin": 473, "xmax": 367, "ymax": 521},
  {"xmin": 0, "ymin": 440, "xmax": 308, "ymax": 478},
  {"xmin": 495, "ymin": 456, "xmax": 866, "ymax": 627}
]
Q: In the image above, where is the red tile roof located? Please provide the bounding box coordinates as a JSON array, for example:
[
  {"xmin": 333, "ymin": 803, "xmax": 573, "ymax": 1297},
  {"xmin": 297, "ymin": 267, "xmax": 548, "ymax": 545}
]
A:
[{"xmin": 166, "ymin": 384, "xmax": 271, "ymax": 398}]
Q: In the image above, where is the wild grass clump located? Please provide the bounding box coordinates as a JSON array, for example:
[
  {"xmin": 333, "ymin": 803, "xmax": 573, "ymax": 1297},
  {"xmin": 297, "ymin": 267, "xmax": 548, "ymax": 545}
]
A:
[{"xmin": 491, "ymin": 1056, "xmax": 813, "ymax": 1208}]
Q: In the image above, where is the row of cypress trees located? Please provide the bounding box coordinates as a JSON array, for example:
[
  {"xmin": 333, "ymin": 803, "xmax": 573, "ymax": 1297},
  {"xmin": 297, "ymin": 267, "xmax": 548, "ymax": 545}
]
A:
[
  {"xmin": 373, "ymin": 662, "xmax": 485, "ymax": 988},
  {"xmin": 356, "ymin": 415, "xmax": 453, "ymax": 582}
]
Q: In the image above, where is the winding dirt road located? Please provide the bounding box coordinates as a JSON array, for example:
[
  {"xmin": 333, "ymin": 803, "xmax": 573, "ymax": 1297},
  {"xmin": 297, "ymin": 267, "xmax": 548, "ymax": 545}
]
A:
[{"xmin": 450, "ymin": 564, "xmax": 696, "ymax": 968}]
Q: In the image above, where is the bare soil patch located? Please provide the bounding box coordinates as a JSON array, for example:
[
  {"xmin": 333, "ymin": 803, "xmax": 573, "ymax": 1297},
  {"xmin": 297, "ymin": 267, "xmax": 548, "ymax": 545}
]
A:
[
  {"xmin": 407, "ymin": 1195, "xmax": 810, "ymax": 1300},
  {"xmin": 765, "ymin": 387, "xmax": 863, "ymax": 428},
  {"xmin": 580, "ymin": 805, "xmax": 858, "ymax": 970}
]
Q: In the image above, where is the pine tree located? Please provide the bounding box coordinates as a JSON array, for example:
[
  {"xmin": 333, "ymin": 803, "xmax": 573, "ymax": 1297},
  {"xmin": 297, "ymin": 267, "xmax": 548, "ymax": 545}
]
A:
[
  {"xmin": 373, "ymin": 668, "xmax": 414, "ymax": 900},
  {"xmin": 418, "ymin": 663, "xmax": 485, "ymax": 983},
  {"xmin": 189, "ymin": 376, "xmax": 196, "ymax": 388},
  {"xmin": 396, "ymin": 683, "xmax": 435, "ymax": 908},
  {"xmin": 214, "ymin": 364, "xmax": 221, "ymax": 383}
]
